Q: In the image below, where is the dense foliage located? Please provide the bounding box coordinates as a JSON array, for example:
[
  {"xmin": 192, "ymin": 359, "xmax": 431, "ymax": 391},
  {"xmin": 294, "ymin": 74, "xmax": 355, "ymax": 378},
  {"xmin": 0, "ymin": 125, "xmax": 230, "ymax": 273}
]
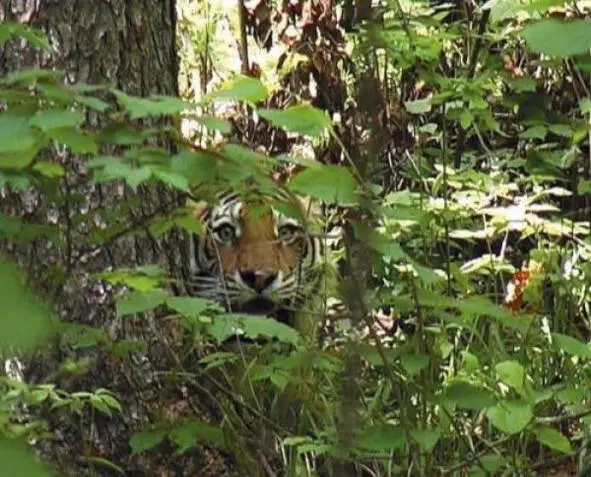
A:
[{"xmin": 2, "ymin": 1, "xmax": 591, "ymax": 475}]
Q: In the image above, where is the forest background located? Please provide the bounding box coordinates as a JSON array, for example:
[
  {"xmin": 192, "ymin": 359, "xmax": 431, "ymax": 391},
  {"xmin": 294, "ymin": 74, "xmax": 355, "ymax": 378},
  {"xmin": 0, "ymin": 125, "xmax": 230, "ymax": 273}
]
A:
[{"xmin": 2, "ymin": 0, "xmax": 591, "ymax": 476}]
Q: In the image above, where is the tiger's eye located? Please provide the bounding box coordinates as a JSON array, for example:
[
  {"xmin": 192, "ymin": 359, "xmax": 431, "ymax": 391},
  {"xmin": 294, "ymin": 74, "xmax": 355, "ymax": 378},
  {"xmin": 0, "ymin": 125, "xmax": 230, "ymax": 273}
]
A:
[{"xmin": 214, "ymin": 224, "xmax": 236, "ymax": 242}]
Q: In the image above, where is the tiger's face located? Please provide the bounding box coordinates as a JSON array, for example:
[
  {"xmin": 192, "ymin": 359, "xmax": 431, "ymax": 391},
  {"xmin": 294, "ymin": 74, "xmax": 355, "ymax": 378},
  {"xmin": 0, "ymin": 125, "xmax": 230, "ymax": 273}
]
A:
[{"xmin": 188, "ymin": 193, "xmax": 324, "ymax": 317}]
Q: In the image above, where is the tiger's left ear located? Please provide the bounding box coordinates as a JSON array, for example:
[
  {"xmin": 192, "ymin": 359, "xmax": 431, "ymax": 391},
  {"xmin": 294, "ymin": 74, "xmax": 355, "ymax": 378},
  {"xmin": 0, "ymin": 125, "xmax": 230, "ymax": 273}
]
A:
[{"xmin": 187, "ymin": 198, "xmax": 210, "ymax": 222}]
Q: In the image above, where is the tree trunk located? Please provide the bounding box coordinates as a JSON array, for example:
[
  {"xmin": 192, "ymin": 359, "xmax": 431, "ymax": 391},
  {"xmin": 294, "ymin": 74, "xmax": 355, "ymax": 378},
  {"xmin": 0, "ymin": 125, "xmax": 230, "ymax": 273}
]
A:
[{"xmin": 1, "ymin": 2, "xmax": 234, "ymax": 475}]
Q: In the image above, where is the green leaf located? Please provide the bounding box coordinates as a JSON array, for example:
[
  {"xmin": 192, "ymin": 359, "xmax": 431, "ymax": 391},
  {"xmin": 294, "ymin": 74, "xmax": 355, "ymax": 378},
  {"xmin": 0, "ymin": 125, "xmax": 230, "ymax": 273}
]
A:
[
  {"xmin": 0, "ymin": 114, "xmax": 42, "ymax": 154},
  {"xmin": 533, "ymin": 425, "xmax": 572, "ymax": 454},
  {"xmin": 170, "ymin": 149, "xmax": 217, "ymax": 185},
  {"xmin": 495, "ymin": 360, "xmax": 526, "ymax": 394},
  {"xmin": 367, "ymin": 229, "xmax": 407, "ymax": 260},
  {"xmin": 174, "ymin": 216, "xmax": 204, "ymax": 236},
  {"xmin": 115, "ymin": 289, "xmax": 168, "ymax": 317},
  {"xmin": 197, "ymin": 115, "xmax": 232, "ymax": 134},
  {"xmin": 486, "ymin": 400, "xmax": 533, "ymax": 435},
  {"xmin": 32, "ymin": 161, "xmax": 65, "ymax": 177},
  {"xmin": 114, "ymin": 91, "xmax": 189, "ymax": 119},
  {"xmin": 207, "ymin": 315, "xmax": 301, "ymax": 346},
  {"xmin": 169, "ymin": 418, "xmax": 226, "ymax": 453},
  {"xmin": 410, "ymin": 428, "xmax": 440, "ymax": 452},
  {"xmin": 129, "ymin": 428, "xmax": 168, "ymax": 454},
  {"xmin": 152, "ymin": 169, "xmax": 189, "ymax": 192},
  {"xmin": 581, "ymin": 98, "xmax": 591, "ymax": 114},
  {"xmin": 444, "ymin": 382, "xmax": 497, "ymax": 410},
  {"xmin": 400, "ymin": 354, "xmax": 430, "ymax": 376},
  {"xmin": 0, "ymin": 68, "xmax": 60, "ymax": 86},
  {"xmin": 29, "ymin": 109, "xmax": 84, "ymax": 131},
  {"xmin": 125, "ymin": 166, "xmax": 152, "ymax": 191},
  {"xmin": 288, "ymin": 165, "xmax": 358, "ymax": 205},
  {"xmin": 0, "ymin": 256, "xmax": 54, "ymax": 350},
  {"xmin": 166, "ymin": 296, "xmax": 221, "ymax": 318},
  {"xmin": 552, "ymin": 333, "xmax": 591, "ymax": 358},
  {"xmin": 404, "ymin": 98, "xmax": 432, "ymax": 114},
  {"xmin": 355, "ymin": 424, "xmax": 405, "ymax": 451},
  {"xmin": 519, "ymin": 125, "xmax": 547, "ymax": 140},
  {"xmin": 522, "ymin": 19, "xmax": 591, "ymax": 58},
  {"xmin": 207, "ymin": 75, "xmax": 268, "ymax": 103},
  {"xmin": 0, "ymin": 438, "xmax": 52, "ymax": 477},
  {"xmin": 258, "ymin": 105, "xmax": 331, "ymax": 137},
  {"xmin": 459, "ymin": 110, "xmax": 473, "ymax": 129},
  {"xmin": 47, "ymin": 127, "xmax": 98, "ymax": 154}
]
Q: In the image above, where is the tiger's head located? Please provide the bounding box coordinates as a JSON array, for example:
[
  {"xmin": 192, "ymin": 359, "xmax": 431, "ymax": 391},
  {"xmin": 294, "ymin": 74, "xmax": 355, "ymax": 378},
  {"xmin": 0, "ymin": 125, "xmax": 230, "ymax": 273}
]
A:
[{"xmin": 187, "ymin": 191, "xmax": 325, "ymax": 321}]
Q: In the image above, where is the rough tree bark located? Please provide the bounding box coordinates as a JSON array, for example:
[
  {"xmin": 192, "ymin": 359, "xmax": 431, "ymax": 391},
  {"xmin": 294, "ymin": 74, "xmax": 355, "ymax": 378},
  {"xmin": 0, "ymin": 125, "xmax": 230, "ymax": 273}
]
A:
[{"xmin": 1, "ymin": 2, "xmax": 234, "ymax": 475}]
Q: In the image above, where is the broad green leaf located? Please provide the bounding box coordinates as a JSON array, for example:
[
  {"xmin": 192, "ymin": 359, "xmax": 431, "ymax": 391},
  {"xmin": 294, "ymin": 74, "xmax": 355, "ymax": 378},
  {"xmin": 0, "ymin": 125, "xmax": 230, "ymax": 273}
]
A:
[
  {"xmin": 169, "ymin": 417, "xmax": 226, "ymax": 453},
  {"xmin": 0, "ymin": 438, "xmax": 51, "ymax": 477},
  {"xmin": 29, "ymin": 109, "xmax": 84, "ymax": 131},
  {"xmin": 355, "ymin": 424, "xmax": 405, "ymax": 451},
  {"xmin": 207, "ymin": 75, "xmax": 268, "ymax": 103},
  {"xmin": 0, "ymin": 256, "xmax": 53, "ymax": 350},
  {"xmin": 32, "ymin": 161, "xmax": 65, "ymax": 177},
  {"xmin": 258, "ymin": 105, "xmax": 331, "ymax": 137},
  {"xmin": 153, "ymin": 169, "xmax": 189, "ymax": 192},
  {"xmin": 488, "ymin": 0, "xmax": 563, "ymax": 23},
  {"xmin": 486, "ymin": 400, "xmax": 533, "ymax": 435},
  {"xmin": 47, "ymin": 127, "xmax": 98, "ymax": 154},
  {"xmin": 0, "ymin": 22, "xmax": 50, "ymax": 51},
  {"xmin": 0, "ymin": 68, "xmax": 59, "ymax": 86},
  {"xmin": 444, "ymin": 382, "xmax": 497, "ymax": 410},
  {"xmin": 174, "ymin": 216, "xmax": 204, "ymax": 236},
  {"xmin": 519, "ymin": 125, "xmax": 547, "ymax": 140},
  {"xmin": 115, "ymin": 289, "xmax": 168, "ymax": 317},
  {"xmin": 400, "ymin": 354, "xmax": 429, "ymax": 376},
  {"xmin": 221, "ymin": 144, "xmax": 275, "ymax": 172},
  {"xmin": 367, "ymin": 230, "xmax": 407, "ymax": 260},
  {"xmin": 578, "ymin": 179, "xmax": 591, "ymax": 194},
  {"xmin": 166, "ymin": 296, "xmax": 221, "ymax": 318},
  {"xmin": 405, "ymin": 98, "xmax": 432, "ymax": 114},
  {"xmin": 207, "ymin": 315, "xmax": 300, "ymax": 346},
  {"xmin": 552, "ymin": 333, "xmax": 591, "ymax": 358},
  {"xmin": 170, "ymin": 149, "xmax": 217, "ymax": 185},
  {"xmin": 75, "ymin": 95, "xmax": 110, "ymax": 112},
  {"xmin": 533, "ymin": 425, "xmax": 572, "ymax": 454},
  {"xmin": 495, "ymin": 360, "xmax": 526, "ymax": 394},
  {"xmin": 0, "ymin": 114, "xmax": 42, "ymax": 154},
  {"xmin": 581, "ymin": 98, "xmax": 591, "ymax": 114},
  {"xmin": 114, "ymin": 91, "xmax": 189, "ymax": 119},
  {"xmin": 522, "ymin": 19, "xmax": 591, "ymax": 58},
  {"xmin": 125, "ymin": 166, "xmax": 152, "ymax": 191},
  {"xmin": 288, "ymin": 165, "xmax": 358, "ymax": 205},
  {"xmin": 410, "ymin": 428, "xmax": 440, "ymax": 452},
  {"xmin": 197, "ymin": 115, "xmax": 232, "ymax": 134},
  {"xmin": 129, "ymin": 428, "xmax": 168, "ymax": 454}
]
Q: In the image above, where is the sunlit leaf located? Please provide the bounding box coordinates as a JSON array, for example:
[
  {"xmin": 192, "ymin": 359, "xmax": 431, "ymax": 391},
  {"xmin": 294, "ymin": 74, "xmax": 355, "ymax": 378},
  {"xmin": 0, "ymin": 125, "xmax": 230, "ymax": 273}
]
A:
[
  {"xmin": 522, "ymin": 19, "xmax": 591, "ymax": 58},
  {"xmin": 487, "ymin": 400, "xmax": 532, "ymax": 435},
  {"xmin": 258, "ymin": 104, "xmax": 331, "ymax": 137},
  {"xmin": 288, "ymin": 165, "xmax": 358, "ymax": 205},
  {"xmin": 29, "ymin": 109, "xmax": 84, "ymax": 131},
  {"xmin": 533, "ymin": 425, "xmax": 572, "ymax": 454},
  {"xmin": 207, "ymin": 75, "xmax": 268, "ymax": 103},
  {"xmin": 115, "ymin": 289, "xmax": 168, "ymax": 317}
]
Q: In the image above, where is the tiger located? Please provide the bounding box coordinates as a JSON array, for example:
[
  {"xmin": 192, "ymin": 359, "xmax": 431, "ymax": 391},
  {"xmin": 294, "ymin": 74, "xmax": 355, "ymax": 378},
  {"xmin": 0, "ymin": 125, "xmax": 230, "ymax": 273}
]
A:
[{"xmin": 185, "ymin": 187, "xmax": 335, "ymax": 335}]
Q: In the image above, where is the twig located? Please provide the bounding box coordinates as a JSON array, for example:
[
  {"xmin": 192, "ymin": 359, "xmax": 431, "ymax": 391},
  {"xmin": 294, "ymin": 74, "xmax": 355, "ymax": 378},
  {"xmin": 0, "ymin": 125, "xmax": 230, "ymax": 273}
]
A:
[{"xmin": 453, "ymin": 8, "xmax": 491, "ymax": 169}]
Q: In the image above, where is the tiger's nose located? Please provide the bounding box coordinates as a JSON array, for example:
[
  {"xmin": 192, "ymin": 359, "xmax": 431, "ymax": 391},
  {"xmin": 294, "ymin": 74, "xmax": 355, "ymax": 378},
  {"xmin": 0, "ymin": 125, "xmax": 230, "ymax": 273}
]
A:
[{"xmin": 239, "ymin": 270, "xmax": 277, "ymax": 293}]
